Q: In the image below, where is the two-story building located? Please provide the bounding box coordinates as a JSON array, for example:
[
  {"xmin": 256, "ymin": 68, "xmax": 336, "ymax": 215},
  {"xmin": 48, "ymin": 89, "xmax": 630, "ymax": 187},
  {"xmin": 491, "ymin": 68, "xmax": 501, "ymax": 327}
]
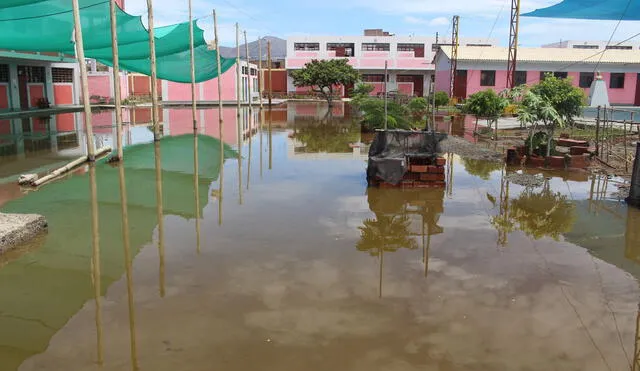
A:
[{"xmin": 286, "ymin": 30, "xmax": 497, "ymax": 98}]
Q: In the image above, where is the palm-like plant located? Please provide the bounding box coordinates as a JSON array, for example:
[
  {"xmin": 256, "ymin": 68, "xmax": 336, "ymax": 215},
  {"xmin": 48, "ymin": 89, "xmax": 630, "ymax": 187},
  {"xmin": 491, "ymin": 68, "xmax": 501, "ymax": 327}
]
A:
[
  {"xmin": 517, "ymin": 91, "xmax": 564, "ymax": 157},
  {"xmin": 356, "ymin": 215, "xmax": 419, "ymax": 256}
]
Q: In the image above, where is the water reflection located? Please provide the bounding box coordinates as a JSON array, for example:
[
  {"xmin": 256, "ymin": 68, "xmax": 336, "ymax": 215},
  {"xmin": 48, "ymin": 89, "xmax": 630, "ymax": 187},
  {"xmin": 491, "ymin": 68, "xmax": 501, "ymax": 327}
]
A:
[{"xmin": 88, "ymin": 164, "xmax": 103, "ymax": 365}]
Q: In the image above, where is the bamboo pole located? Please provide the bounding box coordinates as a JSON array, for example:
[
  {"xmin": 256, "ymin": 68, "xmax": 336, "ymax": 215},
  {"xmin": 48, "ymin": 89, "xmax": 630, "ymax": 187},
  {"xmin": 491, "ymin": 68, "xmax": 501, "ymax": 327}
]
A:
[
  {"xmin": 88, "ymin": 164, "xmax": 103, "ymax": 364},
  {"xmin": 109, "ymin": 0, "xmax": 124, "ymax": 161},
  {"xmin": 71, "ymin": 0, "xmax": 96, "ymax": 161},
  {"xmin": 117, "ymin": 163, "xmax": 138, "ymax": 370},
  {"xmin": 213, "ymin": 10, "xmax": 224, "ymax": 226},
  {"xmin": 189, "ymin": 0, "xmax": 197, "ymax": 131},
  {"xmin": 258, "ymin": 37, "xmax": 264, "ymax": 109},
  {"xmin": 267, "ymin": 40, "xmax": 272, "ymax": 107},
  {"xmin": 32, "ymin": 147, "xmax": 112, "ymax": 187},
  {"xmin": 268, "ymin": 108, "xmax": 273, "ymax": 170},
  {"xmin": 260, "ymin": 109, "xmax": 264, "ymax": 178},
  {"xmin": 146, "ymin": 0, "xmax": 160, "ymax": 140},
  {"xmin": 154, "ymin": 141, "xmax": 165, "ymax": 297},
  {"xmin": 236, "ymin": 23, "xmax": 243, "ymax": 205}
]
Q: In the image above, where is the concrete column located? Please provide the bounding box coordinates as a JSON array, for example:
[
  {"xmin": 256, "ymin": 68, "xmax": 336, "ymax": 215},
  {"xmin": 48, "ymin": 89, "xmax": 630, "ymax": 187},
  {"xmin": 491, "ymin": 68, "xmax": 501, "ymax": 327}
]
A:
[
  {"xmin": 161, "ymin": 79, "xmax": 169, "ymax": 103},
  {"xmin": 9, "ymin": 64, "xmax": 20, "ymax": 110},
  {"xmin": 44, "ymin": 65, "xmax": 54, "ymax": 105},
  {"xmin": 49, "ymin": 115, "xmax": 58, "ymax": 153},
  {"xmin": 11, "ymin": 119, "xmax": 25, "ymax": 159},
  {"xmin": 73, "ymin": 64, "xmax": 81, "ymax": 105}
]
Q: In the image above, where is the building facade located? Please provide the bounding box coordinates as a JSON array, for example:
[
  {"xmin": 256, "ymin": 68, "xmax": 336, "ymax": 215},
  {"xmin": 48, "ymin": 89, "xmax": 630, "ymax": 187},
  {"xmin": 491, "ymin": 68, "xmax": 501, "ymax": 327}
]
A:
[
  {"xmin": 542, "ymin": 40, "xmax": 640, "ymax": 51},
  {"xmin": 434, "ymin": 46, "xmax": 640, "ymax": 105},
  {"xmin": 286, "ymin": 31, "xmax": 497, "ymax": 97}
]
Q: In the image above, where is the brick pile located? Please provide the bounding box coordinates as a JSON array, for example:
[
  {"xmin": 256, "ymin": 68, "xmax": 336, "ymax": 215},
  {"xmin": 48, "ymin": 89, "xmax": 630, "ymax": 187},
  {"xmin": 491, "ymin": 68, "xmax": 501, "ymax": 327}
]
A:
[{"xmin": 375, "ymin": 156, "xmax": 447, "ymax": 189}]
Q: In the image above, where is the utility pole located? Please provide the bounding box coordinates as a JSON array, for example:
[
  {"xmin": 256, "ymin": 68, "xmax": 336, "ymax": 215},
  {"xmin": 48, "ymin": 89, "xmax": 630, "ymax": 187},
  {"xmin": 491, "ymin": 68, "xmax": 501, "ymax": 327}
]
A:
[
  {"xmin": 449, "ymin": 15, "xmax": 459, "ymax": 99},
  {"xmin": 506, "ymin": 0, "xmax": 522, "ymax": 89},
  {"xmin": 258, "ymin": 37, "xmax": 263, "ymax": 109},
  {"xmin": 267, "ymin": 40, "xmax": 273, "ymax": 107}
]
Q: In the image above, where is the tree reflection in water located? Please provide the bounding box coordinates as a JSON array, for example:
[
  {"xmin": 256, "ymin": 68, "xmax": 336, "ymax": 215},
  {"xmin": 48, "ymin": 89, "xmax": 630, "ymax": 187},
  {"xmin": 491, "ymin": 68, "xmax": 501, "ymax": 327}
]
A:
[
  {"xmin": 490, "ymin": 176, "xmax": 576, "ymax": 245},
  {"xmin": 357, "ymin": 187, "xmax": 445, "ymax": 297},
  {"xmin": 290, "ymin": 112, "xmax": 361, "ymax": 153}
]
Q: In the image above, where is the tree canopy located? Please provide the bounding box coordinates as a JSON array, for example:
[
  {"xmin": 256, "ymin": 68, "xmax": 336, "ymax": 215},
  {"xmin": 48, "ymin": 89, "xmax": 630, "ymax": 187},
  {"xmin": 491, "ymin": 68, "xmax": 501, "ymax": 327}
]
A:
[
  {"xmin": 463, "ymin": 89, "xmax": 508, "ymax": 128},
  {"xmin": 530, "ymin": 74, "xmax": 585, "ymax": 126},
  {"xmin": 289, "ymin": 59, "xmax": 360, "ymax": 106}
]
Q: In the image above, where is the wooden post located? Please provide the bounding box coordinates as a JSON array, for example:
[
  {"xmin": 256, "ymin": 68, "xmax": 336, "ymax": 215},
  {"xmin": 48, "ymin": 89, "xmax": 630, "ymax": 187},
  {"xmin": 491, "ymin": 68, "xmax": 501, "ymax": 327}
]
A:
[
  {"xmin": 117, "ymin": 164, "xmax": 138, "ymax": 370},
  {"xmin": 625, "ymin": 120, "xmax": 629, "ymax": 173},
  {"xmin": 258, "ymin": 37, "xmax": 264, "ymax": 109},
  {"xmin": 189, "ymin": 0, "xmax": 197, "ymax": 131},
  {"xmin": 267, "ymin": 40, "xmax": 272, "ymax": 107},
  {"xmin": 109, "ymin": 0, "xmax": 124, "ymax": 161},
  {"xmin": 236, "ymin": 23, "xmax": 243, "ymax": 205},
  {"xmin": 146, "ymin": 0, "xmax": 160, "ymax": 140},
  {"xmin": 244, "ymin": 31, "xmax": 252, "ymax": 190},
  {"xmin": 71, "ymin": 0, "xmax": 96, "ymax": 160},
  {"xmin": 384, "ymin": 60, "xmax": 388, "ymax": 130},
  {"xmin": 213, "ymin": 10, "xmax": 224, "ymax": 225},
  {"xmin": 268, "ymin": 108, "xmax": 273, "ymax": 170},
  {"xmin": 88, "ymin": 164, "xmax": 103, "ymax": 364},
  {"xmin": 193, "ymin": 133, "xmax": 201, "ymax": 253}
]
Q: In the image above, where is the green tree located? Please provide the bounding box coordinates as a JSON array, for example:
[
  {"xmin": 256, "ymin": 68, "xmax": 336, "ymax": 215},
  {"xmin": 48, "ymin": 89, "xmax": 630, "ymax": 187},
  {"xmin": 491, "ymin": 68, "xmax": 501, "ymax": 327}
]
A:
[
  {"xmin": 509, "ymin": 184, "xmax": 576, "ymax": 240},
  {"xmin": 292, "ymin": 120, "xmax": 360, "ymax": 153},
  {"xmin": 289, "ymin": 59, "xmax": 360, "ymax": 107},
  {"xmin": 461, "ymin": 158, "xmax": 504, "ymax": 180},
  {"xmin": 517, "ymin": 91, "xmax": 564, "ymax": 157},
  {"xmin": 356, "ymin": 215, "xmax": 418, "ymax": 255},
  {"xmin": 432, "ymin": 91, "xmax": 449, "ymax": 110},
  {"xmin": 530, "ymin": 73, "xmax": 585, "ymax": 126},
  {"xmin": 463, "ymin": 89, "xmax": 508, "ymax": 130},
  {"xmin": 408, "ymin": 97, "xmax": 429, "ymax": 126},
  {"xmin": 358, "ymin": 97, "xmax": 411, "ymax": 130}
]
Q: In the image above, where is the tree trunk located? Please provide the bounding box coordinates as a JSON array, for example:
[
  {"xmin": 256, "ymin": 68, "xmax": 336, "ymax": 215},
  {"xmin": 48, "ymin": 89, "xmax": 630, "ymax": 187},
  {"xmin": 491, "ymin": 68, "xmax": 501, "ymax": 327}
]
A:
[
  {"xmin": 546, "ymin": 127, "xmax": 554, "ymax": 157},
  {"xmin": 327, "ymin": 86, "xmax": 334, "ymax": 107}
]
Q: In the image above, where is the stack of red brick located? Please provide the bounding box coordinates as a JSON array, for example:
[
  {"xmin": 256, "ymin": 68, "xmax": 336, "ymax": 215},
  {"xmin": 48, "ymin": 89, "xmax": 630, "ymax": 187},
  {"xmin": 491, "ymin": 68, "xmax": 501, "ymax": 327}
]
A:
[{"xmin": 377, "ymin": 156, "xmax": 447, "ymax": 189}]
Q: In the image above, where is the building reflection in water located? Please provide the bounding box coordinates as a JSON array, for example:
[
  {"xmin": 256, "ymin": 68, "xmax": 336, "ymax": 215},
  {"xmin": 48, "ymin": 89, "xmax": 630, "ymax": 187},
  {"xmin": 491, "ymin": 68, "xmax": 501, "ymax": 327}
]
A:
[{"xmin": 357, "ymin": 187, "xmax": 444, "ymax": 297}]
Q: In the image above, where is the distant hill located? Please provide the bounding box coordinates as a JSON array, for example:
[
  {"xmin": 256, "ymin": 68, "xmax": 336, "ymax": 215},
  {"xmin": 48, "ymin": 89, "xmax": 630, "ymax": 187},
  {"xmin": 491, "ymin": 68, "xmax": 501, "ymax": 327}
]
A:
[{"xmin": 218, "ymin": 36, "xmax": 286, "ymax": 60}]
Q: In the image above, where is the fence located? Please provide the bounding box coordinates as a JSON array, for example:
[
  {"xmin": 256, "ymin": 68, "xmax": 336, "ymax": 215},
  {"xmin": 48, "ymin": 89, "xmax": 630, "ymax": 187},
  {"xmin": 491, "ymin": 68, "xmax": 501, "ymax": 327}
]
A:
[{"xmin": 594, "ymin": 106, "xmax": 640, "ymax": 173}]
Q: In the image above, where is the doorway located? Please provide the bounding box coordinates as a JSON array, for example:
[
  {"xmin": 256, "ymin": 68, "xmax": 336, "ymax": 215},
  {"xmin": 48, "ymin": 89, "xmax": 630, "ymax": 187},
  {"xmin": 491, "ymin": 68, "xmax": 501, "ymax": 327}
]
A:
[{"xmin": 453, "ymin": 70, "xmax": 468, "ymax": 100}]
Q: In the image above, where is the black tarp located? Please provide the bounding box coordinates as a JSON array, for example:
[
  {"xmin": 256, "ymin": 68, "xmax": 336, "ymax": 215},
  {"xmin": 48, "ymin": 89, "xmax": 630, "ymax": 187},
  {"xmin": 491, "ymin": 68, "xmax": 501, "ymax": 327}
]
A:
[
  {"xmin": 367, "ymin": 130, "xmax": 446, "ymax": 185},
  {"xmin": 626, "ymin": 142, "xmax": 640, "ymax": 208}
]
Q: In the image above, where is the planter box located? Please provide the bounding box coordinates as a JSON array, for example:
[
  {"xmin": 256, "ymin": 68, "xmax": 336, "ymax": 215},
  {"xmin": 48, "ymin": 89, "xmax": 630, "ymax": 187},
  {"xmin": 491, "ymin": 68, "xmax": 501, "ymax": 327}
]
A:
[
  {"xmin": 410, "ymin": 165, "xmax": 429, "ymax": 173},
  {"xmin": 420, "ymin": 173, "xmax": 446, "ymax": 182},
  {"xmin": 427, "ymin": 165, "xmax": 445, "ymax": 174},
  {"xmin": 569, "ymin": 146, "xmax": 590, "ymax": 156},
  {"xmin": 568, "ymin": 154, "xmax": 591, "ymax": 169},
  {"xmin": 527, "ymin": 156, "xmax": 545, "ymax": 167},
  {"xmin": 557, "ymin": 138, "xmax": 589, "ymax": 147},
  {"xmin": 546, "ymin": 156, "xmax": 566, "ymax": 169}
]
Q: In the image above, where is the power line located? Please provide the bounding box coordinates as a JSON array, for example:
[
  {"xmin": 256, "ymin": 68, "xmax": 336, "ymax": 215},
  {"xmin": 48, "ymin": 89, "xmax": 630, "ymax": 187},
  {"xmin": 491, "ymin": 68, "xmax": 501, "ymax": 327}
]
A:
[{"xmin": 593, "ymin": 0, "xmax": 633, "ymax": 73}]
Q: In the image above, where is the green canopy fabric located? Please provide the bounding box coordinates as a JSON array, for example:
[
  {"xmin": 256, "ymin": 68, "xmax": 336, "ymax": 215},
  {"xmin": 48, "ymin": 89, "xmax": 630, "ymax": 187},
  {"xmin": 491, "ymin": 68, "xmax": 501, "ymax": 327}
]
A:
[
  {"xmin": 0, "ymin": 134, "xmax": 236, "ymax": 370},
  {"xmin": 0, "ymin": 0, "xmax": 235, "ymax": 82},
  {"xmin": 523, "ymin": 0, "xmax": 640, "ymax": 21}
]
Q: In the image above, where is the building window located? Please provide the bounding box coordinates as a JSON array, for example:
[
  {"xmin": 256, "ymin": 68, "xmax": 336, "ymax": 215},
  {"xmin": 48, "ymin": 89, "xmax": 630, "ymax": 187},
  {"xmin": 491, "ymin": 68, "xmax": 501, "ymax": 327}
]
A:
[
  {"xmin": 579, "ymin": 72, "xmax": 594, "ymax": 88},
  {"xmin": 480, "ymin": 70, "xmax": 496, "ymax": 86},
  {"xmin": 294, "ymin": 43, "xmax": 319, "ymax": 51},
  {"xmin": 327, "ymin": 43, "xmax": 355, "ymax": 57},
  {"xmin": 18, "ymin": 66, "xmax": 45, "ymax": 83},
  {"xmin": 397, "ymin": 75, "xmax": 416, "ymax": 83},
  {"xmin": 397, "ymin": 43, "xmax": 425, "ymax": 57},
  {"xmin": 514, "ymin": 71, "xmax": 527, "ymax": 86},
  {"xmin": 362, "ymin": 74, "xmax": 386, "ymax": 82},
  {"xmin": 250, "ymin": 68, "xmax": 257, "ymax": 76},
  {"xmin": 553, "ymin": 72, "xmax": 568, "ymax": 79},
  {"xmin": 610, "ymin": 73, "xmax": 625, "ymax": 88},
  {"xmin": 573, "ymin": 45, "xmax": 599, "ymax": 49},
  {"xmin": 606, "ymin": 45, "xmax": 632, "ymax": 50},
  {"xmin": 361, "ymin": 43, "xmax": 390, "ymax": 51},
  {"xmin": 52, "ymin": 67, "xmax": 73, "ymax": 83},
  {"xmin": 431, "ymin": 43, "xmax": 452, "ymax": 52},
  {"xmin": 0, "ymin": 64, "xmax": 9, "ymax": 83},
  {"xmin": 466, "ymin": 43, "xmax": 492, "ymax": 47}
]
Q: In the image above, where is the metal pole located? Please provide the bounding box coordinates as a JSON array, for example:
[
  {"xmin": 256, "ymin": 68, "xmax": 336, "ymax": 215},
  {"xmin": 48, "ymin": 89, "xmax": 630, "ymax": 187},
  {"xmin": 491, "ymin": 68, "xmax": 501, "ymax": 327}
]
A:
[
  {"xmin": 384, "ymin": 60, "xmax": 388, "ymax": 130},
  {"xmin": 109, "ymin": 0, "xmax": 124, "ymax": 161},
  {"xmin": 193, "ymin": 133, "xmax": 201, "ymax": 253},
  {"xmin": 236, "ymin": 23, "xmax": 243, "ymax": 204},
  {"xmin": 258, "ymin": 37, "xmax": 264, "ymax": 109},
  {"xmin": 267, "ymin": 40, "xmax": 273, "ymax": 107},
  {"xmin": 146, "ymin": 0, "xmax": 160, "ymax": 140},
  {"xmin": 71, "ymin": 0, "xmax": 96, "ymax": 160},
  {"xmin": 189, "ymin": 0, "xmax": 197, "ymax": 131},
  {"xmin": 625, "ymin": 120, "xmax": 629, "ymax": 173}
]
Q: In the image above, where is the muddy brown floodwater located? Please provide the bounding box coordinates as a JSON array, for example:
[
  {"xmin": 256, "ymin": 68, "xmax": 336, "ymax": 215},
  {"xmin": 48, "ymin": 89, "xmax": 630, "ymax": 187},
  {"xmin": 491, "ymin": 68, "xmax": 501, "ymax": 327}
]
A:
[{"xmin": 1, "ymin": 102, "xmax": 640, "ymax": 371}]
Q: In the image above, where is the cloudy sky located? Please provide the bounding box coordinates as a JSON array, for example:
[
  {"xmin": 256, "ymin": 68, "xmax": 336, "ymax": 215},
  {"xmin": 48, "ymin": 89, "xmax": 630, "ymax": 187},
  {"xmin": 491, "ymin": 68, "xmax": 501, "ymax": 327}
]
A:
[{"xmin": 124, "ymin": 0, "xmax": 640, "ymax": 47}]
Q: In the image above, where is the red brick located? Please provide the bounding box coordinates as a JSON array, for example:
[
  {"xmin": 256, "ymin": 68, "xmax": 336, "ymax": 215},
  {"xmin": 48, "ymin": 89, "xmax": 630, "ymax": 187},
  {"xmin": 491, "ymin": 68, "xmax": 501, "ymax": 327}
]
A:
[
  {"xmin": 427, "ymin": 165, "xmax": 445, "ymax": 174},
  {"xmin": 568, "ymin": 154, "xmax": 590, "ymax": 169},
  {"xmin": 410, "ymin": 165, "xmax": 429, "ymax": 173},
  {"xmin": 401, "ymin": 180, "xmax": 415, "ymax": 188},
  {"xmin": 380, "ymin": 182, "xmax": 399, "ymax": 189},
  {"xmin": 569, "ymin": 146, "xmax": 590, "ymax": 155},
  {"xmin": 420, "ymin": 173, "xmax": 446, "ymax": 181},
  {"xmin": 403, "ymin": 172, "xmax": 421, "ymax": 180},
  {"xmin": 557, "ymin": 138, "xmax": 588, "ymax": 147},
  {"xmin": 431, "ymin": 181, "xmax": 446, "ymax": 188},
  {"xmin": 435, "ymin": 157, "xmax": 446, "ymax": 166},
  {"xmin": 546, "ymin": 156, "xmax": 566, "ymax": 169},
  {"xmin": 527, "ymin": 156, "xmax": 545, "ymax": 167}
]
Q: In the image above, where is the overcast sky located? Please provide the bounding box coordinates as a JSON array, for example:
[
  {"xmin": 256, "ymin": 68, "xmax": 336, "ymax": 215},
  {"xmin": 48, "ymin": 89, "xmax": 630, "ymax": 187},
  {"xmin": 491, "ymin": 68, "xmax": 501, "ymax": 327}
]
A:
[{"xmin": 123, "ymin": 0, "xmax": 640, "ymax": 47}]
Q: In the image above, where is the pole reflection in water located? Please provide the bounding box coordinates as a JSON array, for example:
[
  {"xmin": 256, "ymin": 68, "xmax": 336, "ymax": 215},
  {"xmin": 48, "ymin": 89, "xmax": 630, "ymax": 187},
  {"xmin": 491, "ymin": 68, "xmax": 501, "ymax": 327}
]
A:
[
  {"xmin": 154, "ymin": 141, "xmax": 166, "ymax": 297},
  {"xmin": 260, "ymin": 109, "xmax": 264, "ymax": 178},
  {"xmin": 117, "ymin": 163, "xmax": 139, "ymax": 370},
  {"xmin": 237, "ymin": 109, "xmax": 244, "ymax": 205},
  {"xmin": 88, "ymin": 164, "xmax": 104, "ymax": 364},
  {"xmin": 247, "ymin": 109, "xmax": 253, "ymax": 190},
  {"xmin": 268, "ymin": 108, "xmax": 273, "ymax": 170},
  {"xmin": 193, "ymin": 133, "xmax": 201, "ymax": 254}
]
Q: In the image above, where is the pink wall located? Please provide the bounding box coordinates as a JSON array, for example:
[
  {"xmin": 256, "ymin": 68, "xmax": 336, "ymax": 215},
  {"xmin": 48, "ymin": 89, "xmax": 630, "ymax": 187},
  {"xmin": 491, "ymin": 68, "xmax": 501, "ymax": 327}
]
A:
[
  {"xmin": 53, "ymin": 84, "xmax": 73, "ymax": 105},
  {"xmin": 0, "ymin": 84, "xmax": 8, "ymax": 109},
  {"xmin": 28, "ymin": 84, "xmax": 44, "ymax": 107},
  {"xmin": 396, "ymin": 59, "xmax": 428, "ymax": 69},
  {"xmin": 465, "ymin": 70, "xmax": 508, "ymax": 96},
  {"xmin": 369, "ymin": 82, "xmax": 384, "ymax": 95},
  {"xmin": 435, "ymin": 70, "xmax": 450, "ymax": 94},
  {"xmin": 120, "ymin": 74, "xmax": 129, "ymax": 100},
  {"xmin": 88, "ymin": 75, "xmax": 111, "ymax": 98},
  {"xmin": 287, "ymin": 59, "xmax": 309, "ymax": 68},
  {"xmin": 295, "ymin": 52, "xmax": 319, "ymax": 58},
  {"xmin": 359, "ymin": 58, "xmax": 387, "ymax": 68},
  {"xmin": 600, "ymin": 72, "xmax": 637, "ymax": 105},
  {"xmin": 91, "ymin": 111, "xmax": 114, "ymax": 133},
  {"xmin": 397, "ymin": 82, "xmax": 413, "ymax": 96},
  {"xmin": 398, "ymin": 51, "xmax": 414, "ymax": 58},
  {"xmin": 362, "ymin": 51, "xmax": 389, "ymax": 58}
]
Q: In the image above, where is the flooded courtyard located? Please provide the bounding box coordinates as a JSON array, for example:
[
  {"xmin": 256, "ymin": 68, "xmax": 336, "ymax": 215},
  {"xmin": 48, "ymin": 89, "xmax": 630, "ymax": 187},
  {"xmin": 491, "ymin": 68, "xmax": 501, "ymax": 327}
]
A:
[{"xmin": 1, "ymin": 102, "xmax": 640, "ymax": 371}]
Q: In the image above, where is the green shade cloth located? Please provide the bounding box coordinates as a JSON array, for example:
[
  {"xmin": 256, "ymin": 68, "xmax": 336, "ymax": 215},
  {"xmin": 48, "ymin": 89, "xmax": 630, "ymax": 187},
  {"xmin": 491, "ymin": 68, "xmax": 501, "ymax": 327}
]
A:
[
  {"xmin": 0, "ymin": 134, "xmax": 236, "ymax": 371},
  {"xmin": 523, "ymin": 0, "xmax": 640, "ymax": 21},
  {"xmin": 0, "ymin": 0, "xmax": 235, "ymax": 82}
]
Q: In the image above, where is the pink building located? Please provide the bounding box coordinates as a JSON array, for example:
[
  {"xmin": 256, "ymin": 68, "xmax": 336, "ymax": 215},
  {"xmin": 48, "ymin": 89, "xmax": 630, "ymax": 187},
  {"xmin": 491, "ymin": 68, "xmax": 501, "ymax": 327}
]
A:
[
  {"xmin": 286, "ymin": 31, "xmax": 497, "ymax": 98},
  {"xmin": 434, "ymin": 46, "xmax": 640, "ymax": 105}
]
